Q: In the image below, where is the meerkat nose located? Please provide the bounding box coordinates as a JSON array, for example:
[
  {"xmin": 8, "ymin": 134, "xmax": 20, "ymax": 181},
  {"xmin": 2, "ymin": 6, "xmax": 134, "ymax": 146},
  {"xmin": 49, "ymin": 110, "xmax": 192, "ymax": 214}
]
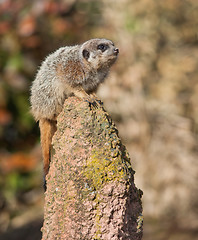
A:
[{"xmin": 114, "ymin": 48, "xmax": 119, "ymax": 55}]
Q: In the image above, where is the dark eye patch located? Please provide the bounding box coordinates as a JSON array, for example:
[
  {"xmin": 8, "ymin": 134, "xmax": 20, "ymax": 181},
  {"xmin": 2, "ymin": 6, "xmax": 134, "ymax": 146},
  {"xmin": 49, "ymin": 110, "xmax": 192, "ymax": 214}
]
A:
[
  {"xmin": 82, "ymin": 49, "xmax": 90, "ymax": 60},
  {"xmin": 97, "ymin": 44, "xmax": 108, "ymax": 52}
]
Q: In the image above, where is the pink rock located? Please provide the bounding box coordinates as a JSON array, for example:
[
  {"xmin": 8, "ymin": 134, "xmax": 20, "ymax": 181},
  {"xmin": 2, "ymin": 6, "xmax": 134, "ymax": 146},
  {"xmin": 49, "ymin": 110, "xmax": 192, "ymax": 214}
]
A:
[{"xmin": 42, "ymin": 97, "xmax": 143, "ymax": 240}]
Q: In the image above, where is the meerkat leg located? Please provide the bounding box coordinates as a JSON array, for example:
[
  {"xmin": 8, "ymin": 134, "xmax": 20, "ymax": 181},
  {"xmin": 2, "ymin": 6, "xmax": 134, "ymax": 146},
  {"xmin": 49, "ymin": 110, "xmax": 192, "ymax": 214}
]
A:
[
  {"xmin": 39, "ymin": 119, "xmax": 57, "ymax": 178},
  {"xmin": 72, "ymin": 87, "xmax": 91, "ymax": 100},
  {"xmin": 89, "ymin": 92, "xmax": 104, "ymax": 106},
  {"xmin": 71, "ymin": 86, "xmax": 98, "ymax": 104},
  {"xmin": 89, "ymin": 92, "xmax": 97, "ymax": 98}
]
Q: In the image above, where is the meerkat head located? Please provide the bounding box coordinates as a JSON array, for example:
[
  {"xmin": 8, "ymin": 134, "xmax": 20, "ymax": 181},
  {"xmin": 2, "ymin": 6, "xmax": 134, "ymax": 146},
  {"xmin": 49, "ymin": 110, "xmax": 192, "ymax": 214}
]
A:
[{"xmin": 80, "ymin": 38, "xmax": 119, "ymax": 70}]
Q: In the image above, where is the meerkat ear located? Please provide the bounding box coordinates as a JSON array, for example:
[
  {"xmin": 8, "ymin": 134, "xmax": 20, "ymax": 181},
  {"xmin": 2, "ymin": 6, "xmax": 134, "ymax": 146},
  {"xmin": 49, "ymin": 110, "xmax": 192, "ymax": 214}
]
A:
[{"xmin": 82, "ymin": 49, "xmax": 90, "ymax": 60}]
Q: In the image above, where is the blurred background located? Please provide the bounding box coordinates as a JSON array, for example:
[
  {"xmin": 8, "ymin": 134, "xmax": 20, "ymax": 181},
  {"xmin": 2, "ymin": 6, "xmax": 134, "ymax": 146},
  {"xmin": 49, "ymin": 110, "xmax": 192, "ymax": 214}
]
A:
[{"xmin": 0, "ymin": 0, "xmax": 198, "ymax": 239}]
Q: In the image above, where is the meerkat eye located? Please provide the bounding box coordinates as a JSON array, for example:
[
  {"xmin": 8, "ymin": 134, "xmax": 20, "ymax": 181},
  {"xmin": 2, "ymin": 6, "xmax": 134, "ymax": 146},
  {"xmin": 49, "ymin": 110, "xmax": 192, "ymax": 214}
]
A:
[
  {"xmin": 97, "ymin": 44, "xmax": 108, "ymax": 52},
  {"xmin": 82, "ymin": 49, "xmax": 90, "ymax": 60}
]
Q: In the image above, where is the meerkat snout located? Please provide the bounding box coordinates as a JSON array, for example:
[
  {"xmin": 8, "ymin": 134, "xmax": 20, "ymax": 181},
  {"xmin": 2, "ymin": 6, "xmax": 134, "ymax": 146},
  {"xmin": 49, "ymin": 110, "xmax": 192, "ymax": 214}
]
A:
[{"xmin": 114, "ymin": 48, "xmax": 119, "ymax": 55}]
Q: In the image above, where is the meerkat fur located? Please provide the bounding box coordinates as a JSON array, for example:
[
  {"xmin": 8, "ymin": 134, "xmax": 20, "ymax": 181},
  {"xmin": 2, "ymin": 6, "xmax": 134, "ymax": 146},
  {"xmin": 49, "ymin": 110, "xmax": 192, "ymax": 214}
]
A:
[{"xmin": 30, "ymin": 38, "xmax": 119, "ymax": 178}]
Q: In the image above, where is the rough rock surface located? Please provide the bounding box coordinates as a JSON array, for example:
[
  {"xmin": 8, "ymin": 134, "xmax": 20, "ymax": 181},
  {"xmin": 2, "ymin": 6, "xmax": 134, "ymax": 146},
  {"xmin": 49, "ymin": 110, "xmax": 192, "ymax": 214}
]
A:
[{"xmin": 42, "ymin": 97, "xmax": 143, "ymax": 240}]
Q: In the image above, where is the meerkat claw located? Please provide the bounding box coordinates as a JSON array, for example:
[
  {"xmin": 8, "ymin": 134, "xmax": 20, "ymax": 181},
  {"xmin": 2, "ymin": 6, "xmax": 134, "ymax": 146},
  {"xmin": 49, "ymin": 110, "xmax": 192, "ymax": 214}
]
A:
[
  {"xmin": 96, "ymin": 99, "xmax": 103, "ymax": 105},
  {"xmin": 85, "ymin": 99, "xmax": 98, "ymax": 109}
]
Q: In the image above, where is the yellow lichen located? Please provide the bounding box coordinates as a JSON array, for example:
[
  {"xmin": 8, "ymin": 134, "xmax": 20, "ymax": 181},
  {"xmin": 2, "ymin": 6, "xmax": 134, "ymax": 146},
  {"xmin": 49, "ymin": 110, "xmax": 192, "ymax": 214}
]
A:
[
  {"xmin": 83, "ymin": 148, "xmax": 131, "ymax": 238},
  {"xmin": 84, "ymin": 149, "xmax": 128, "ymax": 191}
]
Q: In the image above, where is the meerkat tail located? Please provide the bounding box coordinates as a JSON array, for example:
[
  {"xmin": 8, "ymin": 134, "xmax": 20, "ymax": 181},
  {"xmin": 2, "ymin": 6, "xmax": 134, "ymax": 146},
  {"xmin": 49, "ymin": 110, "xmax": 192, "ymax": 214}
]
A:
[{"xmin": 39, "ymin": 119, "xmax": 57, "ymax": 177}]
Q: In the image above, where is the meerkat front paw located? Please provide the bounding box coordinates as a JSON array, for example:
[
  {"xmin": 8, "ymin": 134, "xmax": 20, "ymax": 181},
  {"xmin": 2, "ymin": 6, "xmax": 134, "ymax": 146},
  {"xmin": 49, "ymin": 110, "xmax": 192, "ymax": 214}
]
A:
[
  {"xmin": 85, "ymin": 97, "xmax": 98, "ymax": 109},
  {"xmin": 89, "ymin": 93, "xmax": 103, "ymax": 106},
  {"xmin": 72, "ymin": 88, "xmax": 99, "ymax": 108}
]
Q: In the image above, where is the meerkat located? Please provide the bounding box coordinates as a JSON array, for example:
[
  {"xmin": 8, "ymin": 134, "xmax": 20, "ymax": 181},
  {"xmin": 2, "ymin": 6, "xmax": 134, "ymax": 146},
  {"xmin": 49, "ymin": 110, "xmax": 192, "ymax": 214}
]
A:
[{"xmin": 30, "ymin": 38, "xmax": 119, "ymax": 179}]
